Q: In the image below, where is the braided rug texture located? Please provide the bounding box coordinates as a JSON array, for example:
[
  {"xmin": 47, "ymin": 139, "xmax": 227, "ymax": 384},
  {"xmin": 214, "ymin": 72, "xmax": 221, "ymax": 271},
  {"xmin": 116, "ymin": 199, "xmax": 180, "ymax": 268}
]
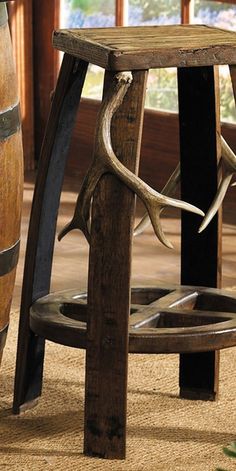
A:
[{"xmin": 0, "ymin": 312, "xmax": 235, "ymax": 471}]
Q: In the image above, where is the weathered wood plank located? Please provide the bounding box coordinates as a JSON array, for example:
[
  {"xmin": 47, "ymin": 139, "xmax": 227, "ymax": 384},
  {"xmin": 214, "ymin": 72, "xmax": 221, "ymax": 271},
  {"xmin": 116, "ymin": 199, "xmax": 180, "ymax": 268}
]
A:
[
  {"xmin": 13, "ymin": 55, "xmax": 88, "ymax": 414},
  {"xmin": 178, "ymin": 65, "xmax": 222, "ymax": 401},
  {"xmin": 0, "ymin": 5, "xmax": 23, "ymax": 366},
  {"xmin": 84, "ymin": 69, "xmax": 148, "ymax": 459},
  {"xmin": 0, "ymin": 23, "xmax": 18, "ymax": 110},
  {"xmin": 53, "ymin": 25, "xmax": 236, "ymax": 70}
]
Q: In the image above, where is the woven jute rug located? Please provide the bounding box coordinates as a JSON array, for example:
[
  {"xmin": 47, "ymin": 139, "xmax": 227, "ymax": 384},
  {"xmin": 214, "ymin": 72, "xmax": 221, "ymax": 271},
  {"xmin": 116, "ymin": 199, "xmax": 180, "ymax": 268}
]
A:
[{"xmin": 0, "ymin": 312, "xmax": 235, "ymax": 471}]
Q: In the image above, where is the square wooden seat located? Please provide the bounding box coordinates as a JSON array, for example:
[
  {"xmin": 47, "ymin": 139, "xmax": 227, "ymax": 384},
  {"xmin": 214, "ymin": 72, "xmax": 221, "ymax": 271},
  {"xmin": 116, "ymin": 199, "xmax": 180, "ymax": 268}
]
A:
[{"xmin": 53, "ymin": 24, "xmax": 236, "ymax": 70}]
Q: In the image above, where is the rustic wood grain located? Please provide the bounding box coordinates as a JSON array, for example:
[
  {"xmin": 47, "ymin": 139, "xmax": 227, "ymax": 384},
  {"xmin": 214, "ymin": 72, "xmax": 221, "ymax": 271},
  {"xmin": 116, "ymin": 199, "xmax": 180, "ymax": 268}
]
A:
[
  {"xmin": 13, "ymin": 55, "xmax": 88, "ymax": 414},
  {"xmin": 0, "ymin": 13, "xmax": 23, "ymax": 360},
  {"xmin": 32, "ymin": 0, "xmax": 59, "ymax": 162},
  {"xmin": 84, "ymin": 70, "xmax": 147, "ymax": 459},
  {"xmin": 30, "ymin": 285, "xmax": 236, "ymax": 353},
  {"xmin": 8, "ymin": 0, "xmax": 34, "ymax": 171},
  {"xmin": 13, "ymin": 23, "xmax": 236, "ymax": 460},
  {"xmin": 178, "ymin": 66, "xmax": 222, "ymax": 401},
  {"xmin": 0, "ymin": 132, "xmax": 23, "ymax": 250},
  {"xmin": 0, "ymin": 23, "xmax": 18, "ymax": 110},
  {"xmin": 53, "ymin": 25, "xmax": 236, "ymax": 71}
]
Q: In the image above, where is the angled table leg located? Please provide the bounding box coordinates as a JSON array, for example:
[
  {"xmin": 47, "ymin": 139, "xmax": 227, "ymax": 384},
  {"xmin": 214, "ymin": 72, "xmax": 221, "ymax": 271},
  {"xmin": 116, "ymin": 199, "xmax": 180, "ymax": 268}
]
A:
[
  {"xmin": 178, "ymin": 66, "xmax": 222, "ymax": 401},
  {"xmin": 84, "ymin": 69, "xmax": 148, "ymax": 459},
  {"xmin": 13, "ymin": 55, "xmax": 88, "ymax": 414}
]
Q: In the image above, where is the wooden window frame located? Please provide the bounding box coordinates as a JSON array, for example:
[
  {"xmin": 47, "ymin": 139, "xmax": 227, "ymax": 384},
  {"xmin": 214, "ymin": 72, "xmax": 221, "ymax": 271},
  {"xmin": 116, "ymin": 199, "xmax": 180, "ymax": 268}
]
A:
[
  {"xmin": 8, "ymin": 0, "xmax": 34, "ymax": 170},
  {"xmin": 9, "ymin": 0, "xmax": 236, "ymax": 185},
  {"xmin": 8, "ymin": 0, "xmax": 59, "ymax": 169}
]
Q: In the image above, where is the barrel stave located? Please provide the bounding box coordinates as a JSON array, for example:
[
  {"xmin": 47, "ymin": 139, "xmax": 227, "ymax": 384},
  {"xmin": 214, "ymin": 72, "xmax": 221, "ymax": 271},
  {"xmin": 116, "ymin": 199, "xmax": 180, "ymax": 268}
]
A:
[{"xmin": 0, "ymin": 3, "xmax": 23, "ymax": 361}]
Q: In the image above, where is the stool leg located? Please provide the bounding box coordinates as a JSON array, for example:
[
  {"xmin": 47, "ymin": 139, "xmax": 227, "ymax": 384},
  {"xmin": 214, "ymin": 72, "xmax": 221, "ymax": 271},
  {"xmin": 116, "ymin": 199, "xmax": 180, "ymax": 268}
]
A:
[
  {"xmin": 178, "ymin": 66, "xmax": 222, "ymax": 401},
  {"xmin": 84, "ymin": 70, "xmax": 148, "ymax": 459},
  {"xmin": 13, "ymin": 55, "xmax": 88, "ymax": 413}
]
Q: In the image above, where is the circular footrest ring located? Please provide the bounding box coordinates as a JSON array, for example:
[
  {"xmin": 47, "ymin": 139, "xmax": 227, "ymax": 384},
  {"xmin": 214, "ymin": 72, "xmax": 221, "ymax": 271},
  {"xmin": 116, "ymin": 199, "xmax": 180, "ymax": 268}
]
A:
[{"xmin": 30, "ymin": 285, "xmax": 236, "ymax": 354}]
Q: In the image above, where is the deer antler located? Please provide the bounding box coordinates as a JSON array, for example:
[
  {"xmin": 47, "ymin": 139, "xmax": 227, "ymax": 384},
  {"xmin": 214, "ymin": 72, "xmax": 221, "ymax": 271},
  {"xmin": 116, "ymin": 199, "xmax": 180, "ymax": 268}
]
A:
[
  {"xmin": 58, "ymin": 71, "xmax": 204, "ymax": 249},
  {"xmin": 134, "ymin": 163, "xmax": 180, "ymax": 236},
  {"xmin": 136, "ymin": 135, "xmax": 236, "ymax": 236},
  {"xmin": 198, "ymin": 65, "xmax": 236, "ymax": 232},
  {"xmin": 198, "ymin": 135, "xmax": 236, "ymax": 233}
]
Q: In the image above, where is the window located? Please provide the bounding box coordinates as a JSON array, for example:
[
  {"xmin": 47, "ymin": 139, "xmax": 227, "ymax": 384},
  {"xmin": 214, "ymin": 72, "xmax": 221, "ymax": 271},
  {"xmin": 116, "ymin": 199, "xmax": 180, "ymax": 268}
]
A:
[
  {"xmin": 60, "ymin": 1, "xmax": 181, "ymax": 108},
  {"xmin": 9, "ymin": 0, "xmax": 236, "ymax": 173},
  {"xmin": 60, "ymin": 0, "xmax": 236, "ymax": 122},
  {"xmin": 194, "ymin": 1, "xmax": 236, "ymax": 123},
  {"xmin": 61, "ymin": 0, "xmax": 116, "ymax": 27},
  {"xmin": 60, "ymin": 1, "xmax": 116, "ymax": 100}
]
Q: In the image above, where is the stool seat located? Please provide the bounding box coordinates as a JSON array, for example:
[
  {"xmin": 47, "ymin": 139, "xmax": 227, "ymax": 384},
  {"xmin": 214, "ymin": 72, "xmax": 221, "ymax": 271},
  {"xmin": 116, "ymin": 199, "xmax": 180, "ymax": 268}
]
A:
[{"xmin": 53, "ymin": 25, "xmax": 236, "ymax": 71}]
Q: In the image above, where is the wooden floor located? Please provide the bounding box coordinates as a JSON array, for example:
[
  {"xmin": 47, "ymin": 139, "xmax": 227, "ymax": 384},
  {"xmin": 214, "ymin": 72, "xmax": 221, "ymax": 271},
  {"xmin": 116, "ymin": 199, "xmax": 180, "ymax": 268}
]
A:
[{"xmin": 12, "ymin": 172, "xmax": 236, "ymax": 311}]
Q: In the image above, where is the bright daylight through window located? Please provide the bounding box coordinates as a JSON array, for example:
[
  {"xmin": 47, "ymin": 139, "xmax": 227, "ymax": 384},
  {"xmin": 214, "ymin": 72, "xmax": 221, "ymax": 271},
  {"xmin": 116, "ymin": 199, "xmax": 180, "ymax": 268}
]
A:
[{"xmin": 60, "ymin": 0, "xmax": 236, "ymax": 122}]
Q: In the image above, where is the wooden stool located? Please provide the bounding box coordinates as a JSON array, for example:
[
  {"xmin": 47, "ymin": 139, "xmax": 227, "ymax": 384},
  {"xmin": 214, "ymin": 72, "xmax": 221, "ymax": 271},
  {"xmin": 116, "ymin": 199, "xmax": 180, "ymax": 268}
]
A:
[{"xmin": 13, "ymin": 25, "xmax": 236, "ymax": 459}]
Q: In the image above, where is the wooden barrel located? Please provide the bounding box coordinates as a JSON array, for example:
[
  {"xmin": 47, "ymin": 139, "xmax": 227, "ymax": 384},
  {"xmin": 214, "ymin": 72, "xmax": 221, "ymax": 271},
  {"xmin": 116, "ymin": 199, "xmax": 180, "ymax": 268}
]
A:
[{"xmin": 0, "ymin": 3, "xmax": 23, "ymax": 364}]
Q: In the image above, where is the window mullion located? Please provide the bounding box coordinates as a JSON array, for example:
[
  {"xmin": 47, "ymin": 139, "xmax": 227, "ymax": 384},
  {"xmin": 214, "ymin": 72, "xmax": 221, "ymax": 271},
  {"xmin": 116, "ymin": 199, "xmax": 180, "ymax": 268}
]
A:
[
  {"xmin": 116, "ymin": 0, "xmax": 128, "ymax": 26},
  {"xmin": 181, "ymin": 0, "xmax": 194, "ymax": 24}
]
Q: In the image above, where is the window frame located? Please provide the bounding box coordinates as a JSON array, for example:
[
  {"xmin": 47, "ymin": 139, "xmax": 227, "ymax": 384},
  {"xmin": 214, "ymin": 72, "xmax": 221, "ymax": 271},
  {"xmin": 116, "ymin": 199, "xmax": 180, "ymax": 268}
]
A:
[{"xmin": 9, "ymin": 0, "xmax": 236, "ymax": 175}]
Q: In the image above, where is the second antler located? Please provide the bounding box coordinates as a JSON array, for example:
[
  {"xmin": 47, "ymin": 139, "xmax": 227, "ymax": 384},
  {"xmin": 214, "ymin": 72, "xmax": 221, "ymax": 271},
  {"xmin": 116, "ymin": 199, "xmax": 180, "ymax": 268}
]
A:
[
  {"xmin": 58, "ymin": 71, "xmax": 204, "ymax": 249},
  {"xmin": 198, "ymin": 135, "xmax": 236, "ymax": 233},
  {"xmin": 135, "ymin": 135, "xmax": 236, "ymax": 237}
]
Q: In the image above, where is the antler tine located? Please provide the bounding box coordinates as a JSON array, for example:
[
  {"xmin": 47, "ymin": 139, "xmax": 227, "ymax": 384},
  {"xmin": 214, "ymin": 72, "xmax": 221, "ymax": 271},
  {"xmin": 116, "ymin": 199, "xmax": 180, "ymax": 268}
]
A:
[
  {"xmin": 58, "ymin": 162, "xmax": 104, "ymax": 242},
  {"xmin": 59, "ymin": 71, "xmax": 204, "ymax": 249},
  {"xmin": 221, "ymin": 135, "xmax": 236, "ymax": 172},
  {"xmin": 101, "ymin": 147, "xmax": 203, "ymax": 248},
  {"xmin": 58, "ymin": 71, "xmax": 133, "ymax": 242},
  {"xmin": 134, "ymin": 162, "xmax": 181, "ymax": 236},
  {"xmin": 198, "ymin": 136, "xmax": 236, "ymax": 233},
  {"xmin": 97, "ymin": 85, "xmax": 203, "ymax": 248}
]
